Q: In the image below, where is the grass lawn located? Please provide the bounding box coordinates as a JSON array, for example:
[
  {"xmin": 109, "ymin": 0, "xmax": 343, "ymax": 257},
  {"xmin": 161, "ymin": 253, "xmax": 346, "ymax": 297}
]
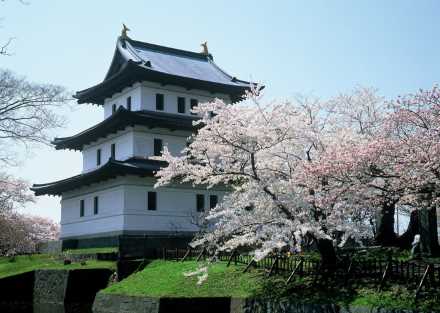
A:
[
  {"xmin": 63, "ymin": 247, "xmax": 118, "ymax": 255},
  {"xmin": 0, "ymin": 254, "xmax": 116, "ymax": 279},
  {"xmin": 102, "ymin": 259, "xmax": 440, "ymax": 312},
  {"xmin": 104, "ymin": 260, "xmax": 265, "ymax": 298}
]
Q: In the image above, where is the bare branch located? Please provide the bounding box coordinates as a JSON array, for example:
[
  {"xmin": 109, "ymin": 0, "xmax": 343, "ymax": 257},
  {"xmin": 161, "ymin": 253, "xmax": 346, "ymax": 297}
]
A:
[
  {"xmin": 0, "ymin": 37, "xmax": 14, "ymax": 56},
  {"xmin": 0, "ymin": 68, "xmax": 71, "ymax": 165}
]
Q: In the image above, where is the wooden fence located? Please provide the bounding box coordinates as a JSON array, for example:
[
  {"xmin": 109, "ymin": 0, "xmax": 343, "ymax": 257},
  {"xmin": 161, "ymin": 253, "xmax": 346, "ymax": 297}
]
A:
[{"xmin": 159, "ymin": 247, "xmax": 440, "ymax": 298}]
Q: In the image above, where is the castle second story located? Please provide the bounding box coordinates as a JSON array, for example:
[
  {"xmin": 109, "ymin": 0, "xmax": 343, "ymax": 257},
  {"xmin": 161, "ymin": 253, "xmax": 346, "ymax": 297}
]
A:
[
  {"xmin": 81, "ymin": 124, "xmax": 192, "ymax": 172},
  {"xmin": 53, "ymin": 108, "xmax": 196, "ymax": 172}
]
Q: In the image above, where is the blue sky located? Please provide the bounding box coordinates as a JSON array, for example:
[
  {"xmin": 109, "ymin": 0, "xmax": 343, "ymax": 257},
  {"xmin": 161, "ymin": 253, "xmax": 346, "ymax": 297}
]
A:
[{"xmin": 1, "ymin": 0, "xmax": 439, "ymax": 222}]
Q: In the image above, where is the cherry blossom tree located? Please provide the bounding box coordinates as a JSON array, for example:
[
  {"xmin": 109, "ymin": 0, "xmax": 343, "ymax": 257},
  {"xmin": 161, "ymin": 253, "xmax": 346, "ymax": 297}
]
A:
[
  {"xmin": 0, "ymin": 212, "xmax": 60, "ymax": 256},
  {"xmin": 0, "ymin": 69, "xmax": 66, "ymax": 255},
  {"xmin": 313, "ymin": 85, "xmax": 440, "ymax": 254},
  {"xmin": 0, "ymin": 172, "xmax": 32, "ymax": 213},
  {"xmin": 0, "ymin": 173, "xmax": 59, "ymax": 256},
  {"xmin": 0, "ymin": 2, "xmax": 66, "ymax": 256},
  {"xmin": 156, "ymin": 84, "xmax": 440, "ymax": 263},
  {"xmin": 384, "ymin": 86, "xmax": 440, "ymax": 254},
  {"xmin": 155, "ymin": 87, "xmax": 383, "ymax": 265}
]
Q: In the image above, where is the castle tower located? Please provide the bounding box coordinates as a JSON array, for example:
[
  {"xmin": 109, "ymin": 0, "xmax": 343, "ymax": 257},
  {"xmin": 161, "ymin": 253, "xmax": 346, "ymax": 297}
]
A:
[{"xmin": 31, "ymin": 32, "xmax": 251, "ymax": 249}]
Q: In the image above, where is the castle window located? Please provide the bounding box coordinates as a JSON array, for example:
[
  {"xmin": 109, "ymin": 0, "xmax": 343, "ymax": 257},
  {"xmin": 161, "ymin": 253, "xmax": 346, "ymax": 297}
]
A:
[
  {"xmin": 177, "ymin": 97, "xmax": 186, "ymax": 113},
  {"xmin": 156, "ymin": 94, "xmax": 164, "ymax": 111},
  {"xmin": 80, "ymin": 200, "xmax": 84, "ymax": 217},
  {"xmin": 93, "ymin": 196, "xmax": 99, "ymax": 215},
  {"xmin": 154, "ymin": 138, "xmax": 163, "ymax": 156},
  {"xmin": 112, "ymin": 103, "xmax": 116, "ymax": 114},
  {"xmin": 96, "ymin": 149, "xmax": 101, "ymax": 166},
  {"xmin": 111, "ymin": 143, "xmax": 116, "ymax": 159},
  {"xmin": 148, "ymin": 192, "xmax": 157, "ymax": 210},
  {"xmin": 190, "ymin": 99, "xmax": 198, "ymax": 115},
  {"xmin": 209, "ymin": 195, "xmax": 218, "ymax": 209},
  {"xmin": 126, "ymin": 96, "xmax": 132, "ymax": 111},
  {"xmin": 196, "ymin": 194, "xmax": 205, "ymax": 212}
]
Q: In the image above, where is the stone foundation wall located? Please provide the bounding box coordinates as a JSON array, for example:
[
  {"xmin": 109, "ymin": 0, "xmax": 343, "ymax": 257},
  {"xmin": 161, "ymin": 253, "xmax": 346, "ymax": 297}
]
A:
[
  {"xmin": 118, "ymin": 235, "xmax": 192, "ymax": 259},
  {"xmin": 61, "ymin": 234, "xmax": 193, "ymax": 259},
  {"xmin": 62, "ymin": 236, "xmax": 119, "ymax": 251}
]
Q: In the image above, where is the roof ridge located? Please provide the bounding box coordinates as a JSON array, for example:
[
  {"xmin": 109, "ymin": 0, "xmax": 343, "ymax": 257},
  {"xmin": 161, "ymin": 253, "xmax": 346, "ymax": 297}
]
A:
[
  {"xmin": 123, "ymin": 39, "xmax": 149, "ymax": 65},
  {"xmin": 125, "ymin": 37, "xmax": 213, "ymax": 61}
]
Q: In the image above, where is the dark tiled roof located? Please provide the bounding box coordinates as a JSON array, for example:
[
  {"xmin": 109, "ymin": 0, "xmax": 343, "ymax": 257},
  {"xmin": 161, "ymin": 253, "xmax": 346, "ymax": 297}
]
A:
[
  {"xmin": 31, "ymin": 158, "xmax": 165, "ymax": 196},
  {"xmin": 53, "ymin": 107, "xmax": 198, "ymax": 151},
  {"xmin": 128, "ymin": 39, "xmax": 247, "ymax": 86},
  {"xmin": 74, "ymin": 36, "xmax": 255, "ymax": 105}
]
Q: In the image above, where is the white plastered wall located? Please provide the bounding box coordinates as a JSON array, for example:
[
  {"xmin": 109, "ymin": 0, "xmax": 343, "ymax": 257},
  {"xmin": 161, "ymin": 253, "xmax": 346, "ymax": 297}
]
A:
[
  {"xmin": 81, "ymin": 127, "xmax": 191, "ymax": 172},
  {"xmin": 132, "ymin": 128, "xmax": 190, "ymax": 158},
  {"xmin": 82, "ymin": 131, "xmax": 134, "ymax": 172},
  {"xmin": 102, "ymin": 82, "xmax": 231, "ymax": 119},
  {"xmin": 60, "ymin": 180, "xmax": 125, "ymax": 239},
  {"xmin": 103, "ymin": 84, "xmax": 142, "ymax": 118},
  {"xmin": 60, "ymin": 176, "xmax": 227, "ymax": 239}
]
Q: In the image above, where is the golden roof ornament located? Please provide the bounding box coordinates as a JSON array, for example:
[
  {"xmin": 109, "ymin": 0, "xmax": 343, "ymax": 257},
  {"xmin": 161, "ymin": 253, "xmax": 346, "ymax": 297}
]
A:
[
  {"xmin": 121, "ymin": 23, "xmax": 130, "ymax": 39},
  {"xmin": 200, "ymin": 41, "xmax": 209, "ymax": 55}
]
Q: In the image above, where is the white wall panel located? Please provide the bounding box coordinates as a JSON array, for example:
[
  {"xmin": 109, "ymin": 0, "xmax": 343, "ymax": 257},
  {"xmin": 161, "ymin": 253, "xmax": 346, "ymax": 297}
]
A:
[
  {"xmin": 132, "ymin": 131, "xmax": 188, "ymax": 157},
  {"xmin": 103, "ymin": 84, "xmax": 142, "ymax": 118},
  {"xmin": 82, "ymin": 131, "xmax": 134, "ymax": 172},
  {"xmin": 60, "ymin": 184, "xmax": 125, "ymax": 239},
  {"xmin": 102, "ymin": 81, "xmax": 231, "ymax": 118},
  {"xmin": 59, "ymin": 176, "xmax": 227, "ymax": 238},
  {"xmin": 122, "ymin": 181, "xmax": 225, "ymax": 233}
]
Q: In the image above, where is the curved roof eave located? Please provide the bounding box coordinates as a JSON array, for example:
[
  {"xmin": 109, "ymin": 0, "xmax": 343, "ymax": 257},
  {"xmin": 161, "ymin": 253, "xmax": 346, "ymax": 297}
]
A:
[
  {"xmin": 52, "ymin": 107, "xmax": 198, "ymax": 151},
  {"xmin": 75, "ymin": 61, "xmax": 252, "ymax": 105},
  {"xmin": 31, "ymin": 158, "xmax": 164, "ymax": 196}
]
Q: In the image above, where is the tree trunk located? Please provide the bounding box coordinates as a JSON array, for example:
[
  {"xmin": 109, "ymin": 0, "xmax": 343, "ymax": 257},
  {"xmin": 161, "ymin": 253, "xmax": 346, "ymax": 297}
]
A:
[
  {"xmin": 316, "ymin": 238, "xmax": 337, "ymax": 268},
  {"xmin": 396, "ymin": 210, "xmax": 419, "ymax": 249},
  {"xmin": 374, "ymin": 201, "xmax": 398, "ymax": 246},
  {"xmin": 419, "ymin": 206, "xmax": 440, "ymax": 256},
  {"xmin": 427, "ymin": 205, "xmax": 440, "ymax": 255}
]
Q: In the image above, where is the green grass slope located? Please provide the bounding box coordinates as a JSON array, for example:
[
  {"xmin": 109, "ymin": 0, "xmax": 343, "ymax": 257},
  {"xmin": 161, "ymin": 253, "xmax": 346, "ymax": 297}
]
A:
[
  {"xmin": 102, "ymin": 259, "xmax": 440, "ymax": 311},
  {"xmin": 0, "ymin": 254, "xmax": 115, "ymax": 279},
  {"xmin": 104, "ymin": 260, "xmax": 264, "ymax": 298}
]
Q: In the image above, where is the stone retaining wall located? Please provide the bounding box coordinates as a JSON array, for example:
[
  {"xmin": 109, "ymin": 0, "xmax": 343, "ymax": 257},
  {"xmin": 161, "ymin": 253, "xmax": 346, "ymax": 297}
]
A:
[
  {"xmin": 93, "ymin": 294, "xmax": 436, "ymax": 313},
  {"xmin": 93, "ymin": 293, "xmax": 160, "ymax": 313},
  {"xmin": 0, "ymin": 268, "xmax": 113, "ymax": 311},
  {"xmin": 34, "ymin": 270, "xmax": 69, "ymax": 304}
]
